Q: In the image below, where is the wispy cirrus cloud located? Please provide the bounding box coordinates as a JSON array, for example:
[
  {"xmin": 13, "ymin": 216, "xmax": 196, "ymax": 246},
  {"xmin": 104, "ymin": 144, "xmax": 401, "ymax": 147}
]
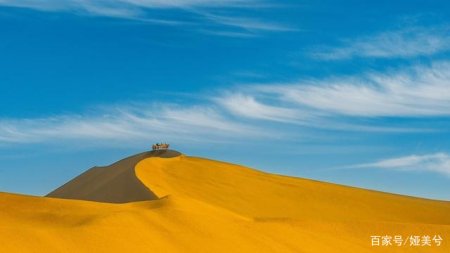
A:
[
  {"xmin": 200, "ymin": 12, "xmax": 294, "ymax": 32},
  {"xmin": 313, "ymin": 26, "xmax": 450, "ymax": 60},
  {"xmin": 0, "ymin": 104, "xmax": 266, "ymax": 146},
  {"xmin": 351, "ymin": 153, "xmax": 450, "ymax": 177},
  {"xmin": 0, "ymin": 0, "xmax": 291, "ymax": 34},
  {"xmin": 236, "ymin": 61, "xmax": 450, "ymax": 118},
  {"xmin": 1, "ymin": 61, "xmax": 450, "ymax": 146},
  {"xmin": 215, "ymin": 93, "xmax": 302, "ymax": 123},
  {"xmin": 0, "ymin": 0, "xmax": 256, "ymax": 12}
]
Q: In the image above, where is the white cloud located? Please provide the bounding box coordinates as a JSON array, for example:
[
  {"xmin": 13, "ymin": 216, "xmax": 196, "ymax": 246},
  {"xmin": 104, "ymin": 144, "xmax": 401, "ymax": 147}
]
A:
[
  {"xmin": 253, "ymin": 61, "xmax": 450, "ymax": 117},
  {"xmin": 216, "ymin": 93, "xmax": 302, "ymax": 123},
  {"xmin": 314, "ymin": 26, "xmax": 450, "ymax": 60},
  {"xmin": 0, "ymin": 104, "xmax": 266, "ymax": 145},
  {"xmin": 200, "ymin": 12, "xmax": 294, "ymax": 32},
  {"xmin": 207, "ymin": 62, "xmax": 449, "ymax": 131},
  {"xmin": 0, "ymin": 0, "xmax": 253, "ymax": 11},
  {"xmin": 0, "ymin": 0, "xmax": 290, "ymax": 32},
  {"xmin": 1, "ymin": 61, "xmax": 450, "ymax": 146},
  {"xmin": 353, "ymin": 153, "xmax": 450, "ymax": 176},
  {"xmin": 199, "ymin": 29, "xmax": 258, "ymax": 38}
]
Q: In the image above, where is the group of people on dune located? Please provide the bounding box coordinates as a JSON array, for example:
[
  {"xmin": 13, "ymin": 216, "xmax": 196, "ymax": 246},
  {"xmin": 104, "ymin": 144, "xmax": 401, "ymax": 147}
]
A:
[{"xmin": 152, "ymin": 143, "xmax": 169, "ymax": 150}]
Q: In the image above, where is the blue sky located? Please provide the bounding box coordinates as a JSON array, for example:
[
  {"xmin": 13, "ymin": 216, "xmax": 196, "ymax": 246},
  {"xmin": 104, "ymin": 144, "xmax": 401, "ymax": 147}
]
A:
[{"xmin": 1, "ymin": 0, "xmax": 450, "ymax": 200}]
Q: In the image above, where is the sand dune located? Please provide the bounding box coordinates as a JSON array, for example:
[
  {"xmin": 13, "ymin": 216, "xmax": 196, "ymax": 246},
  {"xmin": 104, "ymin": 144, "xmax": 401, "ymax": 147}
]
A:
[
  {"xmin": 46, "ymin": 150, "xmax": 181, "ymax": 203},
  {"xmin": 0, "ymin": 152, "xmax": 449, "ymax": 252}
]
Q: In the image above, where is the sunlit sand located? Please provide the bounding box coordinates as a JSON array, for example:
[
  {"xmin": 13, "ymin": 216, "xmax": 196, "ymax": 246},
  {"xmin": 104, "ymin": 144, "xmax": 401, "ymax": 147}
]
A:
[{"xmin": 1, "ymin": 151, "xmax": 449, "ymax": 252}]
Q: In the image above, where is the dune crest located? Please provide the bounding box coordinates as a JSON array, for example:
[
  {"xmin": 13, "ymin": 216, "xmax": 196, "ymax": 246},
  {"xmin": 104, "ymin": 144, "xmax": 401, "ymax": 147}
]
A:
[
  {"xmin": 135, "ymin": 156, "xmax": 450, "ymax": 224},
  {"xmin": 46, "ymin": 150, "xmax": 181, "ymax": 203}
]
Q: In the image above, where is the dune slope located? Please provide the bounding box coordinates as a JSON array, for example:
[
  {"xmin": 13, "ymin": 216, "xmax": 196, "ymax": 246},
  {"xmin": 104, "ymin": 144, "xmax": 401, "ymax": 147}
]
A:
[
  {"xmin": 46, "ymin": 150, "xmax": 181, "ymax": 203},
  {"xmin": 1, "ymin": 154, "xmax": 449, "ymax": 253}
]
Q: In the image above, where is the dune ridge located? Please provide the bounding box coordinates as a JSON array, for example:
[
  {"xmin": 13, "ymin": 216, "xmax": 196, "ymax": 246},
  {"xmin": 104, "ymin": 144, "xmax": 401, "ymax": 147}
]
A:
[
  {"xmin": 135, "ymin": 156, "xmax": 450, "ymax": 224},
  {"xmin": 46, "ymin": 150, "xmax": 181, "ymax": 203}
]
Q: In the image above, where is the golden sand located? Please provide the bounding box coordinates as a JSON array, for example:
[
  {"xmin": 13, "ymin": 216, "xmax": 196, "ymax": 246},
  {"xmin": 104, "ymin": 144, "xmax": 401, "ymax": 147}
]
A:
[{"xmin": 1, "ymin": 155, "xmax": 449, "ymax": 252}]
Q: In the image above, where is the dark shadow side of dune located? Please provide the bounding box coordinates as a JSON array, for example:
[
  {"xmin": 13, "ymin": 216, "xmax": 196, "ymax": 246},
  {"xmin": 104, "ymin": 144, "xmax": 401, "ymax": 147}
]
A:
[{"xmin": 46, "ymin": 150, "xmax": 181, "ymax": 203}]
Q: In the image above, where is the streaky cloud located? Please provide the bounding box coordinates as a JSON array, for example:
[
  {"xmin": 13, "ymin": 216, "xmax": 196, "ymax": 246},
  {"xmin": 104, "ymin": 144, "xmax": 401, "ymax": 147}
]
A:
[
  {"xmin": 252, "ymin": 61, "xmax": 450, "ymax": 117},
  {"xmin": 1, "ymin": 61, "xmax": 449, "ymax": 146},
  {"xmin": 313, "ymin": 26, "xmax": 450, "ymax": 60},
  {"xmin": 215, "ymin": 93, "xmax": 302, "ymax": 123},
  {"xmin": 0, "ymin": 104, "xmax": 267, "ymax": 145},
  {"xmin": 0, "ymin": 0, "xmax": 292, "ymax": 32},
  {"xmin": 352, "ymin": 153, "xmax": 450, "ymax": 177}
]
